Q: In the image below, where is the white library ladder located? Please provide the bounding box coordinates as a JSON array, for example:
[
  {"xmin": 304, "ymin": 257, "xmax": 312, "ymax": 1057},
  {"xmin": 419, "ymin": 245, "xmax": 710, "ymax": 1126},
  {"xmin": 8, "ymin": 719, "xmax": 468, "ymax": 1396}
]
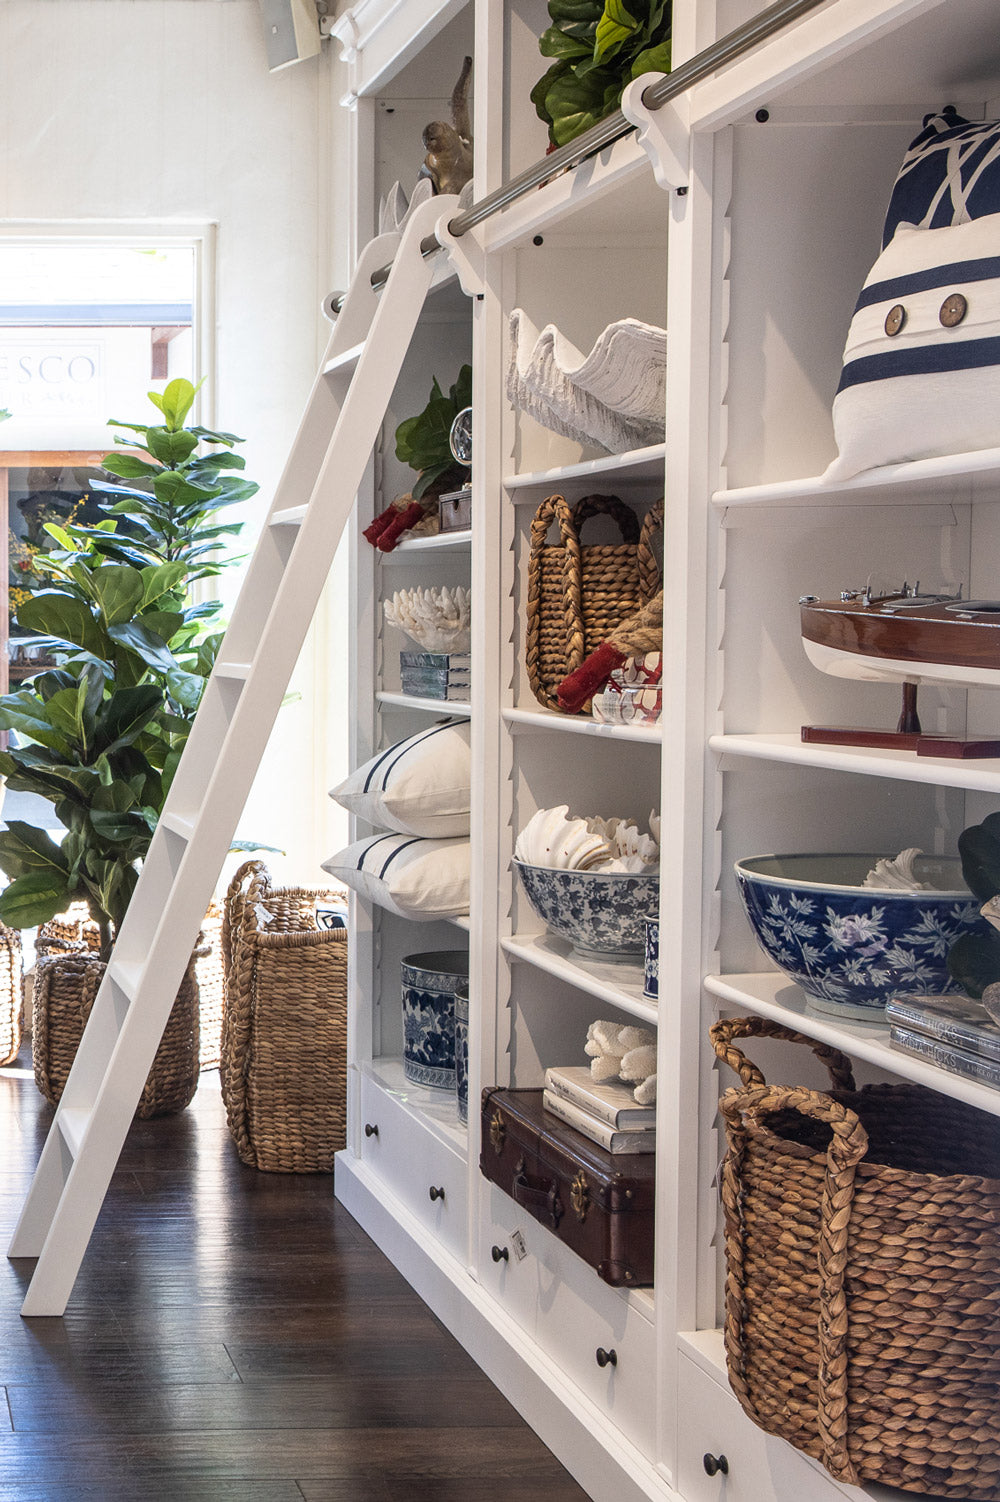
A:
[{"xmin": 8, "ymin": 193, "xmax": 458, "ymax": 1316}]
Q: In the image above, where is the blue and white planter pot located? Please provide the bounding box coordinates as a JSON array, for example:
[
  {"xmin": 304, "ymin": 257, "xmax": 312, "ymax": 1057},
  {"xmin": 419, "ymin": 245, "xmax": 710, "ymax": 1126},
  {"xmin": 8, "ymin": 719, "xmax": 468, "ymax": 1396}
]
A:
[
  {"xmin": 401, "ymin": 950, "xmax": 469, "ymax": 1090},
  {"xmin": 513, "ymin": 860, "xmax": 660, "ymax": 961},
  {"xmin": 735, "ymin": 853, "xmax": 986, "ymax": 1021},
  {"xmin": 643, "ymin": 916, "xmax": 659, "ymax": 1000},
  {"xmin": 453, "ymin": 982, "xmax": 470, "ymax": 1124}
]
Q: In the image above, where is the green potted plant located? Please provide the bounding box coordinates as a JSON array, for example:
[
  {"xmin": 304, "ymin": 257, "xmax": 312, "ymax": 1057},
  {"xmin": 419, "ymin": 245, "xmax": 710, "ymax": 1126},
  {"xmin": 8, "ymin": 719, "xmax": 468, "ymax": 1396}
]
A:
[
  {"xmin": 364, "ymin": 363, "xmax": 472, "ymax": 551},
  {"xmin": 0, "ymin": 378, "xmax": 256, "ymax": 1112},
  {"xmin": 531, "ymin": 0, "xmax": 672, "ymax": 149}
]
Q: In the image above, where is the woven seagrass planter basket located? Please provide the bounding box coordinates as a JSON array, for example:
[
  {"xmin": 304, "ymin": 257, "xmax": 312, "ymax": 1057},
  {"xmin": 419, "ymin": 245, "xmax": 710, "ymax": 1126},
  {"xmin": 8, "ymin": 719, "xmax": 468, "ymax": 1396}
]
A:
[
  {"xmin": 220, "ymin": 861, "xmax": 347, "ymax": 1173},
  {"xmin": 0, "ymin": 922, "xmax": 22, "ymax": 1067},
  {"xmin": 32, "ymin": 906, "xmax": 200, "ymax": 1118},
  {"xmin": 711, "ymin": 1015, "xmax": 1000, "ymax": 1498},
  {"xmin": 525, "ymin": 492, "xmax": 662, "ymax": 713}
]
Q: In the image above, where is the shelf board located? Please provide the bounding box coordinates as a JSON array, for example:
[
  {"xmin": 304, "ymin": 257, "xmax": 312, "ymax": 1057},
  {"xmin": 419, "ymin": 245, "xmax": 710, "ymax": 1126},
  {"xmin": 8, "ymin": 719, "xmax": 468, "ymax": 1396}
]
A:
[
  {"xmin": 713, "ymin": 447, "xmax": 1000, "ymax": 510},
  {"xmin": 378, "ymin": 528, "xmax": 471, "ymax": 560},
  {"xmin": 506, "ymin": 443, "xmax": 666, "ymax": 497},
  {"xmin": 710, "ymin": 732, "xmax": 1000, "ymax": 792},
  {"xmin": 504, "ymin": 706, "xmax": 660, "ymax": 744},
  {"xmin": 705, "ymin": 971, "xmax": 1000, "ymax": 1120},
  {"xmin": 503, "ymin": 932, "xmax": 657, "ymax": 1025},
  {"xmin": 377, "ymin": 691, "xmax": 472, "ymax": 717},
  {"xmin": 366, "ymin": 1056, "xmax": 468, "ymax": 1156},
  {"xmin": 449, "ymin": 913, "xmax": 471, "ymax": 933}
]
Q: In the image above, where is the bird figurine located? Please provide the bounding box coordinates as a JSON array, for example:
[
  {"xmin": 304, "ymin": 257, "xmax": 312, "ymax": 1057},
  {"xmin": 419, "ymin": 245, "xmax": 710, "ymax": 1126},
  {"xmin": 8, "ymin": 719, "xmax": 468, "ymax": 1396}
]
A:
[{"xmin": 420, "ymin": 56, "xmax": 473, "ymax": 195}]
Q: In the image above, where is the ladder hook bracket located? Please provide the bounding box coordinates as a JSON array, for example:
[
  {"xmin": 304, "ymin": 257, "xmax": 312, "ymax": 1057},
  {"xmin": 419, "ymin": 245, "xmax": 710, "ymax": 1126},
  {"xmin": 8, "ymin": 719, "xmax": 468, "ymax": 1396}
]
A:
[
  {"xmin": 621, "ymin": 75, "xmax": 689, "ymax": 195},
  {"xmin": 436, "ymin": 210, "xmax": 485, "ymax": 300}
]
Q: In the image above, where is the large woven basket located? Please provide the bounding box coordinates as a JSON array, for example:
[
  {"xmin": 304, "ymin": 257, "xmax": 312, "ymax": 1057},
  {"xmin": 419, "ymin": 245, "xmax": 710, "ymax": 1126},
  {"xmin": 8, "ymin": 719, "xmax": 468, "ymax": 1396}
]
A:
[
  {"xmin": 196, "ymin": 900, "xmax": 225, "ymax": 1070},
  {"xmin": 0, "ymin": 922, "xmax": 22, "ymax": 1067},
  {"xmin": 32, "ymin": 908, "xmax": 201, "ymax": 1118},
  {"xmin": 711, "ymin": 1015, "xmax": 1000, "ymax": 1497},
  {"xmin": 526, "ymin": 493, "xmax": 662, "ymax": 713},
  {"xmin": 220, "ymin": 860, "xmax": 348, "ymax": 1173}
]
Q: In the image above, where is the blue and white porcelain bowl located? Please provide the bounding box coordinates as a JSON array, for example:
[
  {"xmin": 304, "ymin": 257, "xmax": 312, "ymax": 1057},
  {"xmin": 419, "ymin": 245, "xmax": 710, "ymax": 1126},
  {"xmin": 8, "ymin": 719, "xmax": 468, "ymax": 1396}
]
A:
[
  {"xmin": 401, "ymin": 950, "xmax": 469, "ymax": 1090},
  {"xmin": 513, "ymin": 860, "xmax": 660, "ymax": 962},
  {"xmin": 453, "ymin": 981, "xmax": 469, "ymax": 1124},
  {"xmin": 735, "ymin": 853, "xmax": 985, "ymax": 1021}
]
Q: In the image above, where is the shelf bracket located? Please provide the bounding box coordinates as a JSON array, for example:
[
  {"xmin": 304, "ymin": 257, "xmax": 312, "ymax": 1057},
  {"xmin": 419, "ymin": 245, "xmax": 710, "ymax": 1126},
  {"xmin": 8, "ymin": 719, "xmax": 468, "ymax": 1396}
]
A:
[
  {"xmin": 436, "ymin": 209, "xmax": 484, "ymax": 300},
  {"xmin": 621, "ymin": 75, "xmax": 689, "ymax": 194}
]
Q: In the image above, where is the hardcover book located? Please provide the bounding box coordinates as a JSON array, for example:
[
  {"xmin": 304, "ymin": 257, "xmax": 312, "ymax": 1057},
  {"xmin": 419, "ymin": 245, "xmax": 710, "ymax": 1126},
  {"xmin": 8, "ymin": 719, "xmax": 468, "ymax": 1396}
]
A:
[
  {"xmin": 889, "ymin": 1024, "xmax": 1000, "ymax": 1092},
  {"xmin": 543, "ymin": 1065, "xmax": 656, "ymax": 1128},
  {"xmin": 885, "ymin": 994, "xmax": 1000, "ymax": 1063},
  {"xmin": 542, "ymin": 1088, "xmax": 656, "ymax": 1154}
]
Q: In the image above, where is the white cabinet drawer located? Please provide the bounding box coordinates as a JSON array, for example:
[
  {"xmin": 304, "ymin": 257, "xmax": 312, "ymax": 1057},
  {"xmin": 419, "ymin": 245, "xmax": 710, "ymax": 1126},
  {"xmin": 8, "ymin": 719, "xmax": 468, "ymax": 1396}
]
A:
[
  {"xmin": 676, "ymin": 1351, "xmax": 845, "ymax": 1502},
  {"xmin": 481, "ymin": 1182, "xmax": 656, "ymax": 1458},
  {"xmin": 359, "ymin": 1069, "xmax": 468, "ymax": 1263}
]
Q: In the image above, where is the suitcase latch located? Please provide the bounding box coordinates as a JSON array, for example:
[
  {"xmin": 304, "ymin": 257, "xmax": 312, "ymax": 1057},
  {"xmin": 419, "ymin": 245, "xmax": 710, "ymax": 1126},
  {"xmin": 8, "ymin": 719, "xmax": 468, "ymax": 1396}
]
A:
[
  {"xmin": 489, "ymin": 1110, "xmax": 506, "ymax": 1154},
  {"xmin": 570, "ymin": 1170, "xmax": 590, "ymax": 1222}
]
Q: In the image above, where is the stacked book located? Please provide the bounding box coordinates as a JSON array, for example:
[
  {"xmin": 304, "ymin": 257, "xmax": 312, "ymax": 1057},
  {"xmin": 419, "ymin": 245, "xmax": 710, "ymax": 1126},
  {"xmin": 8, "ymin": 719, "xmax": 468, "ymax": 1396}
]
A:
[
  {"xmin": 399, "ymin": 650, "xmax": 471, "ymax": 701},
  {"xmin": 886, "ymin": 994, "xmax": 1000, "ymax": 1091},
  {"xmin": 542, "ymin": 1065, "xmax": 655, "ymax": 1153}
]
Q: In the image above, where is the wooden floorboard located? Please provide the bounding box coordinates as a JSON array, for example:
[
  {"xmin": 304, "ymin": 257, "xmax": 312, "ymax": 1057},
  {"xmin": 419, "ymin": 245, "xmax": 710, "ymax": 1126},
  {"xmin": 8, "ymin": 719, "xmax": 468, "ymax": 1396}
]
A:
[{"xmin": 1, "ymin": 1043, "xmax": 591, "ymax": 1501}]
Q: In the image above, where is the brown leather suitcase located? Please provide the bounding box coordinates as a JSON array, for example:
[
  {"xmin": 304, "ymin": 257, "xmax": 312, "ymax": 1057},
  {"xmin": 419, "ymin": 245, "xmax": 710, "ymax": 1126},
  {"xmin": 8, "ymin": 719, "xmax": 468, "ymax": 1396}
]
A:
[{"xmin": 479, "ymin": 1086, "xmax": 655, "ymax": 1288}]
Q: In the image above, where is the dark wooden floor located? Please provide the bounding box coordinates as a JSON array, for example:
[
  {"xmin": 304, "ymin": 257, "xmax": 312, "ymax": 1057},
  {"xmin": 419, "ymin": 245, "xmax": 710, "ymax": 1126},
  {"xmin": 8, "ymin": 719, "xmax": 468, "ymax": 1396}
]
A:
[{"xmin": 1, "ymin": 1042, "xmax": 590, "ymax": 1501}]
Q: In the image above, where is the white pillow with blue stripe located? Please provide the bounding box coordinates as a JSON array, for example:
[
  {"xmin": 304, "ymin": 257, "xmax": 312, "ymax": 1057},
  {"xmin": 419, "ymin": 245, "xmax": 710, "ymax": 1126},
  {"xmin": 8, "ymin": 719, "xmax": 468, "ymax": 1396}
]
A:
[
  {"xmin": 322, "ymin": 834, "xmax": 470, "ymax": 920},
  {"xmin": 823, "ymin": 212, "xmax": 1000, "ymax": 482},
  {"xmin": 329, "ymin": 719, "xmax": 470, "ymax": 837},
  {"xmin": 883, "ymin": 107, "xmax": 1000, "ymax": 248}
]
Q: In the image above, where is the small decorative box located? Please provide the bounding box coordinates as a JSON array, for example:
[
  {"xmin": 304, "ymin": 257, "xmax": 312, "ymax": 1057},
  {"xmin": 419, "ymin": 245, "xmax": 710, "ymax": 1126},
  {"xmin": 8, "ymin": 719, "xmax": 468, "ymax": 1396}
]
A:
[
  {"xmin": 400, "ymin": 650, "xmax": 472, "ymax": 701},
  {"xmin": 593, "ymin": 653, "xmax": 663, "ymax": 725},
  {"xmin": 438, "ymin": 485, "xmax": 472, "ymax": 533}
]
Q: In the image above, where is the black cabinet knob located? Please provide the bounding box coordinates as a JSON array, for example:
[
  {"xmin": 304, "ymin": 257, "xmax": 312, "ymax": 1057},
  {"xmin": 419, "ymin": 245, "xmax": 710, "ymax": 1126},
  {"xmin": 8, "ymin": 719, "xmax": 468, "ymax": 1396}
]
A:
[
  {"xmin": 364, "ymin": 1123, "xmax": 378, "ymax": 1138},
  {"xmin": 703, "ymin": 1453, "xmax": 729, "ymax": 1477},
  {"xmin": 491, "ymin": 1244, "xmax": 509, "ymax": 1263},
  {"xmin": 428, "ymin": 1185, "xmax": 445, "ymax": 1202},
  {"xmin": 595, "ymin": 1347, "xmax": 617, "ymax": 1368}
]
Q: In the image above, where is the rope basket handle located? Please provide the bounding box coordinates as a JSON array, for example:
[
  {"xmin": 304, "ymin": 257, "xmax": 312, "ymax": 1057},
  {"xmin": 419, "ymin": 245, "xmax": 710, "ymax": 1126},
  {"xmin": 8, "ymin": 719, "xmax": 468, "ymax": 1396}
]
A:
[
  {"xmin": 526, "ymin": 493, "xmax": 586, "ymax": 712},
  {"xmin": 570, "ymin": 492, "xmax": 642, "ymax": 543},
  {"xmin": 219, "ymin": 859, "xmax": 271, "ymax": 1158},
  {"xmin": 720, "ymin": 1083, "xmax": 868, "ymax": 1486},
  {"xmin": 637, "ymin": 499, "xmax": 664, "ymax": 604},
  {"xmin": 710, "ymin": 1014, "xmax": 856, "ymax": 1092}
]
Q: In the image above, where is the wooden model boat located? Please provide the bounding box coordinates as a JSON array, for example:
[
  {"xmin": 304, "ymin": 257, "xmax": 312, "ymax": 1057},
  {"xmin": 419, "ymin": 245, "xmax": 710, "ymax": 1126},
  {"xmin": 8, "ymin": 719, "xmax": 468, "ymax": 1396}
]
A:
[
  {"xmin": 800, "ymin": 587, "xmax": 1000, "ymax": 689},
  {"xmin": 799, "ymin": 585, "xmax": 1000, "ymax": 758}
]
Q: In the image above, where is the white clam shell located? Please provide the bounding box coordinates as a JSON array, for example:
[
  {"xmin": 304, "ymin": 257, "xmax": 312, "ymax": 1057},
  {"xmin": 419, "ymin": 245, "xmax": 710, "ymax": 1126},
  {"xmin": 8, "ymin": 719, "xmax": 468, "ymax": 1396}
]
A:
[{"xmin": 514, "ymin": 805, "xmax": 613, "ymax": 870}]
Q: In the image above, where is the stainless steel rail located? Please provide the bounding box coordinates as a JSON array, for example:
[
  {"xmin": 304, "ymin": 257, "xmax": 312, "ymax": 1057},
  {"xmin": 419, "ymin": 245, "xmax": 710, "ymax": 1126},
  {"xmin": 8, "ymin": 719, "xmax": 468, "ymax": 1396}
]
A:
[{"xmin": 333, "ymin": 0, "xmax": 830, "ymax": 308}]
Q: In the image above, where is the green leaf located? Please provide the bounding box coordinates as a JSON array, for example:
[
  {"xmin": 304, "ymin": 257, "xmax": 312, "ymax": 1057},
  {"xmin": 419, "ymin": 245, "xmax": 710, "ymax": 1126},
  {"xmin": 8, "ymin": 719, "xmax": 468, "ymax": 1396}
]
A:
[
  {"xmin": 0, "ymin": 822, "xmax": 69, "ymax": 877},
  {"xmin": 17, "ymin": 593, "xmax": 106, "ymax": 656},
  {"xmin": 0, "ymin": 872, "xmax": 72, "ymax": 930},
  {"xmin": 539, "ymin": 24, "xmax": 595, "ymax": 58},
  {"xmin": 88, "ymin": 564, "xmax": 146, "ymax": 627},
  {"xmin": 631, "ymin": 38, "xmax": 671, "ymax": 75},
  {"xmin": 101, "ymin": 453, "xmax": 162, "ymax": 480},
  {"xmin": 594, "ymin": 0, "xmax": 640, "ymax": 63},
  {"xmin": 106, "ymin": 622, "xmax": 179, "ymax": 675},
  {"xmin": 0, "ymin": 694, "xmax": 75, "ymax": 754},
  {"xmin": 93, "ymin": 685, "xmax": 164, "ymax": 756},
  {"xmin": 545, "ymin": 62, "xmax": 619, "ymax": 144},
  {"xmin": 140, "ymin": 561, "xmax": 188, "ymax": 608},
  {"xmin": 547, "ymin": 0, "xmax": 604, "ymax": 21},
  {"xmin": 145, "ymin": 426, "xmax": 199, "ymax": 465},
  {"xmin": 188, "ymin": 424, "xmax": 243, "ymax": 446},
  {"xmin": 156, "ymin": 377, "xmax": 200, "ymax": 430},
  {"xmin": 531, "ymin": 60, "xmax": 568, "ymax": 129}
]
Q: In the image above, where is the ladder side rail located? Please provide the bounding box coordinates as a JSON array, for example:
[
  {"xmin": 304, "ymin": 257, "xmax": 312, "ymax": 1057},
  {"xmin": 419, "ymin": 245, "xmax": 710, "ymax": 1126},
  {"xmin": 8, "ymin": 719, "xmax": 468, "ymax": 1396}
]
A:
[{"xmin": 10, "ymin": 195, "xmax": 454, "ymax": 1316}]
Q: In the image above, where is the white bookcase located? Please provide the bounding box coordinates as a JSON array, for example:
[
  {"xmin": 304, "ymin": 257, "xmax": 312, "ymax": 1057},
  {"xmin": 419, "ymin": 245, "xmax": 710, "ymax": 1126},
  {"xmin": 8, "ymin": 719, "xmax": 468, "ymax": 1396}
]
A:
[{"xmin": 330, "ymin": 3, "xmax": 1000, "ymax": 1500}]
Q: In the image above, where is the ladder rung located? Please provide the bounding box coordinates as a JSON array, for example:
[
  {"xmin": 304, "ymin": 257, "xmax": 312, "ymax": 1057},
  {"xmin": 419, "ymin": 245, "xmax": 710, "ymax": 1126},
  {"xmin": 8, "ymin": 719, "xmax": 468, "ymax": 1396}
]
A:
[
  {"xmin": 214, "ymin": 660, "xmax": 252, "ymax": 681},
  {"xmin": 323, "ymin": 340, "xmax": 365, "ymax": 376},
  {"xmin": 269, "ymin": 504, "xmax": 306, "ymax": 529},
  {"xmin": 160, "ymin": 811, "xmax": 197, "ymax": 841},
  {"xmin": 57, "ymin": 1107, "xmax": 91, "ymax": 1159},
  {"xmin": 107, "ymin": 960, "xmax": 144, "ymax": 1003}
]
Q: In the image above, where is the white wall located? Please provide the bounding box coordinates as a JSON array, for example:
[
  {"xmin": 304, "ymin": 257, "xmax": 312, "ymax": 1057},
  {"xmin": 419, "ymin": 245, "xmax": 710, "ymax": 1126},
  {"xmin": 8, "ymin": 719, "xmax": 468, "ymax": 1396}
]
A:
[{"xmin": 0, "ymin": 0, "xmax": 353, "ymax": 887}]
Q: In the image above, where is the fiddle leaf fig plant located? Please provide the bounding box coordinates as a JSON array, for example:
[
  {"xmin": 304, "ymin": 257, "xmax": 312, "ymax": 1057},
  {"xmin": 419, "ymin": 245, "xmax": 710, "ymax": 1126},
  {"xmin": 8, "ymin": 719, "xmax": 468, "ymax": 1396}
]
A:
[
  {"xmin": 394, "ymin": 364, "xmax": 472, "ymax": 499},
  {"xmin": 946, "ymin": 811, "xmax": 1000, "ymax": 998},
  {"xmin": 531, "ymin": 0, "xmax": 672, "ymax": 149},
  {"xmin": 0, "ymin": 378, "xmax": 256, "ymax": 959}
]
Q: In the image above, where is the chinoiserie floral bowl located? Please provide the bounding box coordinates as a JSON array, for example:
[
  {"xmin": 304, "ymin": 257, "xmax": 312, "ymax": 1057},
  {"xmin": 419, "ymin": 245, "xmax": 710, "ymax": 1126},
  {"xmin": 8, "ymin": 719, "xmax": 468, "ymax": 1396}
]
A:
[
  {"xmin": 513, "ymin": 860, "xmax": 660, "ymax": 962},
  {"xmin": 734, "ymin": 853, "xmax": 985, "ymax": 1021}
]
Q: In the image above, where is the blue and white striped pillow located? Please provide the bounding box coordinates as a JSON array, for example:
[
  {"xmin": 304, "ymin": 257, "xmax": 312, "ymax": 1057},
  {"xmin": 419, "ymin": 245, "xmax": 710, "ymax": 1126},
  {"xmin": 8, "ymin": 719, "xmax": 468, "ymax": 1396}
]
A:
[
  {"xmin": 823, "ymin": 213, "xmax": 1000, "ymax": 482},
  {"xmin": 883, "ymin": 108, "xmax": 1000, "ymax": 248},
  {"xmin": 322, "ymin": 833, "xmax": 470, "ymax": 920},
  {"xmin": 329, "ymin": 719, "xmax": 471, "ymax": 837}
]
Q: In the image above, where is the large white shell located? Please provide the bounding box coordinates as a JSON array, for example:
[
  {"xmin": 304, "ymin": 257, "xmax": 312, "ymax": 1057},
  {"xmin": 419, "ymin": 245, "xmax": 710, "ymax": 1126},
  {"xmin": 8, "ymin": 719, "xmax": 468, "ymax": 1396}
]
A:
[{"xmin": 515, "ymin": 806, "xmax": 660, "ymax": 871}]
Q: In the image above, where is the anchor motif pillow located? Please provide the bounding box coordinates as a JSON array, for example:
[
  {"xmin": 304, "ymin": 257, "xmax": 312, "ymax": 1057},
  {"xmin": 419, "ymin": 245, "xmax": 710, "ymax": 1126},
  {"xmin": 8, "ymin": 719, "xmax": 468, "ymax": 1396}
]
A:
[
  {"xmin": 882, "ymin": 107, "xmax": 1000, "ymax": 248},
  {"xmin": 822, "ymin": 211, "xmax": 1000, "ymax": 482}
]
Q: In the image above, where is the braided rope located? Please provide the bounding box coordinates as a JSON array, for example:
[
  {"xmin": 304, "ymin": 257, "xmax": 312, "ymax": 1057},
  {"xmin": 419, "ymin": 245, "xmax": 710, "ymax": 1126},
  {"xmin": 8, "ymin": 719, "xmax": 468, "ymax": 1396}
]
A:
[{"xmin": 710, "ymin": 1014, "xmax": 857, "ymax": 1091}]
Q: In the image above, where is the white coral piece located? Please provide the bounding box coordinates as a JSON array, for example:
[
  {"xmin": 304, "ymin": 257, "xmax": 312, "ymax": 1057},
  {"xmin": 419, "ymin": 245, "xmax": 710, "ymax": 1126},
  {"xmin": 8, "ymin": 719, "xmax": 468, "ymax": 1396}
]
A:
[{"xmin": 384, "ymin": 586, "xmax": 471, "ymax": 652}]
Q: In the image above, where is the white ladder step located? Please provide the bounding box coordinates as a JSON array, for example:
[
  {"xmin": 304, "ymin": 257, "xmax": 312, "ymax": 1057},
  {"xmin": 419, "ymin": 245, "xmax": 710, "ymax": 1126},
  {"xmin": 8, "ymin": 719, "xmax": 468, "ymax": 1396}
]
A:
[
  {"xmin": 269, "ymin": 503, "xmax": 306, "ymax": 529},
  {"xmin": 159, "ymin": 811, "xmax": 198, "ymax": 842},
  {"xmin": 56, "ymin": 1107, "xmax": 92, "ymax": 1159},
  {"xmin": 107, "ymin": 959, "xmax": 145, "ymax": 1003},
  {"xmin": 323, "ymin": 340, "xmax": 365, "ymax": 376},
  {"xmin": 214, "ymin": 660, "xmax": 252, "ymax": 681}
]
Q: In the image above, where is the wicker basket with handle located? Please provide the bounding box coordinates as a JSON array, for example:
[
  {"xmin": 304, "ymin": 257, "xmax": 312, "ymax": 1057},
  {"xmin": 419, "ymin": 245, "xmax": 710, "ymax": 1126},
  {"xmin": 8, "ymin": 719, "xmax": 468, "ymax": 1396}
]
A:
[
  {"xmin": 0, "ymin": 922, "xmax": 22, "ymax": 1067},
  {"xmin": 710, "ymin": 1014, "xmax": 1000, "ymax": 1497},
  {"xmin": 220, "ymin": 860, "xmax": 347, "ymax": 1173},
  {"xmin": 525, "ymin": 493, "xmax": 662, "ymax": 713}
]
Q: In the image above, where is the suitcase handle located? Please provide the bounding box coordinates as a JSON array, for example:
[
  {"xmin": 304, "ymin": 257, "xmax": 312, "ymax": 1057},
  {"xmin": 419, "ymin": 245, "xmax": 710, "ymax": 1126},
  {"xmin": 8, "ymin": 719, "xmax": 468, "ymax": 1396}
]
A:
[{"xmin": 513, "ymin": 1165, "xmax": 564, "ymax": 1229}]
